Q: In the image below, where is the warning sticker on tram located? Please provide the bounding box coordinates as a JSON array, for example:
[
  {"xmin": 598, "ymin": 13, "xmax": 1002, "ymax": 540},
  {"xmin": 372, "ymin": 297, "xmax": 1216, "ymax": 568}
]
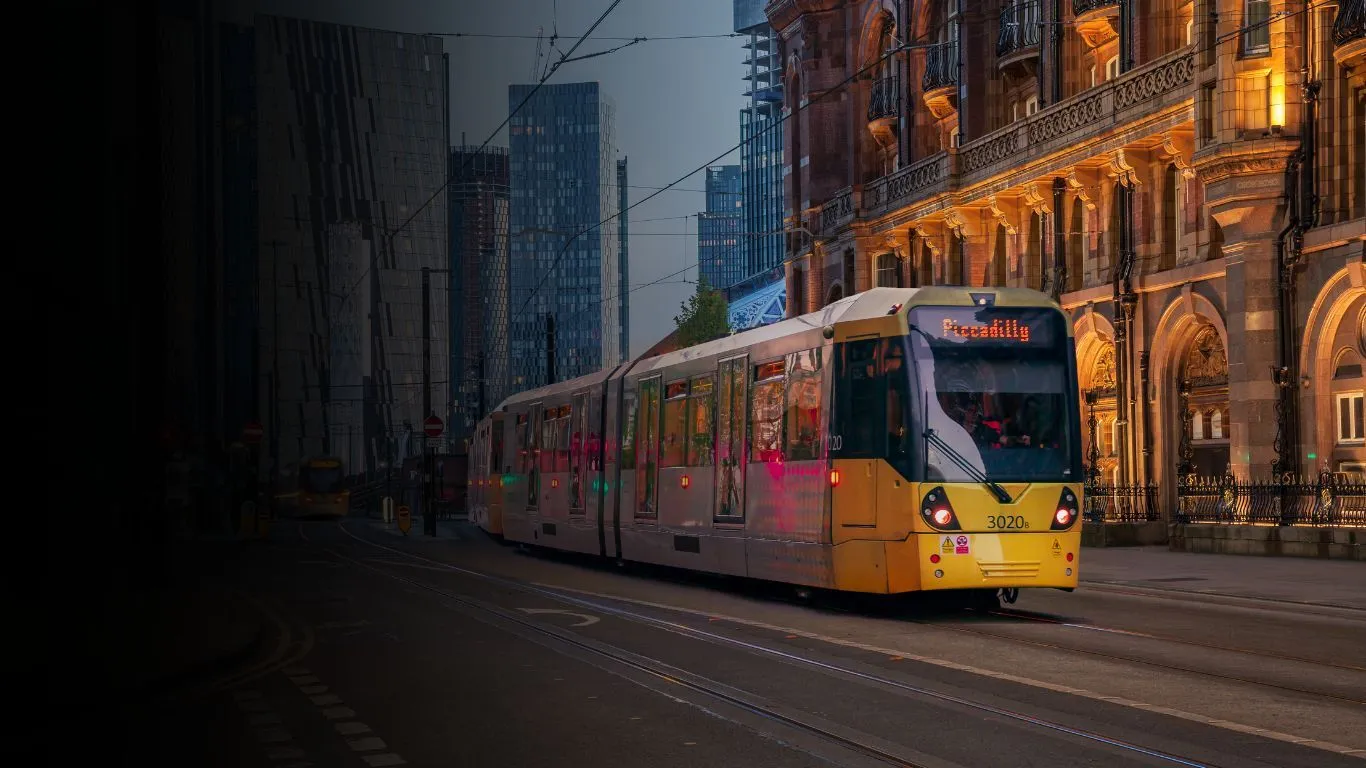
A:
[
  {"xmin": 1052, "ymin": 539, "xmax": 1062, "ymax": 556},
  {"xmin": 940, "ymin": 537, "xmax": 954, "ymax": 554},
  {"xmin": 954, "ymin": 535, "xmax": 970, "ymax": 555}
]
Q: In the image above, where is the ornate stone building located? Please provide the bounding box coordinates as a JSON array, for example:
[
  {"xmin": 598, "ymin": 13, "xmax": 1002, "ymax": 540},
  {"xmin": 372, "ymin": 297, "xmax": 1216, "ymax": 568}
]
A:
[{"xmin": 766, "ymin": 0, "xmax": 1364, "ymax": 515}]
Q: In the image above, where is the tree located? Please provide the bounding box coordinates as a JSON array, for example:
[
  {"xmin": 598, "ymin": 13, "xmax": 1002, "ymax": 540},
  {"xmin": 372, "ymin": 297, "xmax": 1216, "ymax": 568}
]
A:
[{"xmin": 673, "ymin": 276, "xmax": 731, "ymax": 348}]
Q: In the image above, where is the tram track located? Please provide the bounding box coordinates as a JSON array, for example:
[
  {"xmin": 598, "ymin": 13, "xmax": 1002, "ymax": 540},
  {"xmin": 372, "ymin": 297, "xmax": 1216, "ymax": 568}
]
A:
[{"xmin": 331, "ymin": 522, "xmax": 1235, "ymax": 768}]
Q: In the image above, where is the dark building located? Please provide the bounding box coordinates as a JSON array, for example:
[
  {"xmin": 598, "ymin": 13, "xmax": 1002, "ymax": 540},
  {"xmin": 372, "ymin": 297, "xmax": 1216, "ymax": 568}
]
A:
[
  {"xmin": 449, "ymin": 144, "xmax": 511, "ymax": 440},
  {"xmin": 508, "ymin": 81, "xmax": 623, "ymax": 388},
  {"xmin": 697, "ymin": 165, "xmax": 744, "ymax": 290},
  {"xmin": 256, "ymin": 15, "xmax": 450, "ymax": 473}
]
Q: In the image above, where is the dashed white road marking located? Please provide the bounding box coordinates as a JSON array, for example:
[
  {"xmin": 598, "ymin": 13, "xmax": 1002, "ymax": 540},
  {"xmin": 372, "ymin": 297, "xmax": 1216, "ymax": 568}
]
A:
[
  {"xmin": 538, "ymin": 582, "xmax": 1366, "ymax": 758},
  {"xmin": 282, "ymin": 663, "xmax": 409, "ymax": 765},
  {"xmin": 348, "ymin": 737, "xmax": 388, "ymax": 752},
  {"xmin": 255, "ymin": 727, "xmax": 292, "ymax": 743}
]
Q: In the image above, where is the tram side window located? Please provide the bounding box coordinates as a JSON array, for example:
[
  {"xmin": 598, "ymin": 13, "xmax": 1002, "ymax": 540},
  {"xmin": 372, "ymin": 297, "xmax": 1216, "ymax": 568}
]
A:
[
  {"xmin": 751, "ymin": 360, "xmax": 786, "ymax": 463},
  {"xmin": 785, "ymin": 348, "xmax": 824, "ymax": 461},
  {"xmin": 833, "ymin": 339, "xmax": 885, "ymax": 457},
  {"xmin": 540, "ymin": 409, "xmax": 558, "ymax": 473},
  {"xmin": 662, "ymin": 381, "xmax": 689, "ymax": 467},
  {"xmin": 555, "ymin": 405, "xmax": 572, "ymax": 472},
  {"xmin": 687, "ymin": 375, "xmax": 716, "ymax": 466},
  {"xmin": 621, "ymin": 389, "xmax": 638, "ymax": 470},
  {"xmin": 637, "ymin": 378, "xmax": 662, "ymax": 517},
  {"xmin": 492, "ymin": 422, "xmax": 505, "ymax": 474}
]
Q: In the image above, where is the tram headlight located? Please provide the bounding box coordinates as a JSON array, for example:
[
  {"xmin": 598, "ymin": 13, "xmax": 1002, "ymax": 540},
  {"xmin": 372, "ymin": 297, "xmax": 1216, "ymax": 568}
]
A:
[
  {"xmin": 920, "ymin": 487, "xmax": 961, "ymax": 531},
  {"xmin": 1051, "ymin": 488, "xmax": 1079, "ymax": 530}
]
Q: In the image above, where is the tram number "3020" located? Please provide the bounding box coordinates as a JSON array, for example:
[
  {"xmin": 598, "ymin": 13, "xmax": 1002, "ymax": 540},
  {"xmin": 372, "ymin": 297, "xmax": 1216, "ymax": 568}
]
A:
[{"xmin": 986, "ymin": 515, "xmax": 1029, "ymax": 530}]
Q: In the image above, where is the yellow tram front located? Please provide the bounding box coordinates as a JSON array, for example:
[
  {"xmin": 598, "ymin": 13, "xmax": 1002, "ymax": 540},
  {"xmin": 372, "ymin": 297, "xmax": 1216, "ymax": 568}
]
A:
[
  {"xmin": 829, "ymin": 288, "xmax": 1083, "ymax": 597},
  {"xmin": 297, "ymin": 457, "xmax": 349, "ymax": 519}
]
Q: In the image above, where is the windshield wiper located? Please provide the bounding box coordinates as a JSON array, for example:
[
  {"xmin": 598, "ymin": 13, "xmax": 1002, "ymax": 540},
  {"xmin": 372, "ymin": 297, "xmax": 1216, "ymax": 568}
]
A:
[{"xmin": 924, "ymin": 428, "xmax": 1014, "ymax": 504}]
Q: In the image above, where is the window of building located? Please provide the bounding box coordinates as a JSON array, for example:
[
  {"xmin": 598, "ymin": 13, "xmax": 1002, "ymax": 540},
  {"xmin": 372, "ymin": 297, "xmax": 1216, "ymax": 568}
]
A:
[
  {"xmin": 1186, "ymin": 18, "xmax": 1195, "ymax": 46},
  {"xmin": 1337, "ymin": 392, "xmax": 1364, "ymax": 444},
  {"xmin": 1025, "ymin": 96, "xmax": 1039, "ymax": 115},
  {"xmin": 876, "ymin": 253, "xmax": 903, "ymax": 287},
  {"xmin": 1243, "ymin": 0, "xmax": 1271, "ymax": 55},
  {"xmin": 1106, "ymin": 56, "xmax": 1120, "ymax": 81}
]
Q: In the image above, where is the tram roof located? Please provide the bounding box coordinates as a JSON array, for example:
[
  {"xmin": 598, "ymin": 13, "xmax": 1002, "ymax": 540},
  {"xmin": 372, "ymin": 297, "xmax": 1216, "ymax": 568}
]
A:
[{"xmin": 489, "ymin": 286, "xmax": 1059, "ymax": 411}]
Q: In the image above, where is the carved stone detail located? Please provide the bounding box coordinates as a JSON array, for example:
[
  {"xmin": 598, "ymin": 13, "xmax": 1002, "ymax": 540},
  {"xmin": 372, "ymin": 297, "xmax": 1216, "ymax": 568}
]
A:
[
  {"xmin": 1067, "ymin": 168, "xmax": 1099, "ymax": 210},
  {"xmin": 944, "ymin": 210, "xmax": 969, "ymax": 238},
  {"xmin": 1092, "ymin": 343, "xmax": 1118, "ymax": 391},
  {"xmin": 1159, "ymin": 130, "xmax": 1196, "ymax": 179},
  {"xmin": 1104, "ymin": 149, "xmax": 1142, "ymax": 188},
  {"xmin": 1194, "ymin": 152, "xmax": 1295, "ymax": 187},
  {"xmin": 988, "ymin": 195, "xmax": 1019, "ymax": 235},
  {"xmin": 1185, "ymin": 325, "xmax": 1229, "ymax": 385},
  {"xmin": 1023, "ymin": 183, "xmax": 1052, "ymax": 215}
]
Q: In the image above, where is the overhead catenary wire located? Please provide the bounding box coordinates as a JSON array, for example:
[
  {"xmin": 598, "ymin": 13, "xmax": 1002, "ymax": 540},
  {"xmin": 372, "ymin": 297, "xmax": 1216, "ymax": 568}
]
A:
[{"xmin": 335, "ymin": 0, "xmax": 627, "ymax": 309}]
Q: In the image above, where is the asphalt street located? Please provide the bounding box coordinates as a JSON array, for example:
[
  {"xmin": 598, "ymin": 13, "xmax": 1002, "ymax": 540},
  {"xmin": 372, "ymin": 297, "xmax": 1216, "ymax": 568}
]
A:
[{"xmin": 133, "ymin": 518, "xmax": 1366, "ymax": 767}]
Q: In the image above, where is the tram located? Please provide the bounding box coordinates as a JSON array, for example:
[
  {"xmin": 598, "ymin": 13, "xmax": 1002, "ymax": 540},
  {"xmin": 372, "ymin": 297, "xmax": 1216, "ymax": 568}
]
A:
[
  {"xmin": 297, "ymin": 456, "xmax": 350, "ymax": 519},
  {"xmin": 470, "ymin": 287, "xmax": 1083, "ymax": 602},
  {"xmin": 469, "ymin": 412, "xmax": 506, "ymax": 536}
]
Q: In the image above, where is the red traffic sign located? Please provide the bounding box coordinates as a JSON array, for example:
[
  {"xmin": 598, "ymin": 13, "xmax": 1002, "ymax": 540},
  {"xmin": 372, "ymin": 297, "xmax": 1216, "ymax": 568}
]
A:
[
  {"xmin": 243, "ymin": 421, "xmax": 264, "ymax": 443},
  {"xmin": 423, "ymin": 416, "xmax": 445, "ymax": 438}
]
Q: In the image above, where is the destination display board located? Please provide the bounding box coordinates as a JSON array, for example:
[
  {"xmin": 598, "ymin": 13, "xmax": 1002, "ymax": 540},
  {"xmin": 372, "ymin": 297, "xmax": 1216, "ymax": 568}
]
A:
[{"xmin": 909, "ymin": 307, "xmax": 1062, "ymax": 348}]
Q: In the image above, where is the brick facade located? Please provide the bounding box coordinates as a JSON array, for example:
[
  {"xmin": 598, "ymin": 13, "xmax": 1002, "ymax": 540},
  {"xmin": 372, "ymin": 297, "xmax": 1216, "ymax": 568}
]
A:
[{"xmin": 766, "ymin": 0, "xmax": 1365, "ymax": 511}]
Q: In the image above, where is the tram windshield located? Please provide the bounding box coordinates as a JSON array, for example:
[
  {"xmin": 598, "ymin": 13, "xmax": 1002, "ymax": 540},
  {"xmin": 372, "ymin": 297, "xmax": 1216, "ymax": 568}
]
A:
[
  {"xmin": 908, "ymin": 306, "xmax": 1078, "ymax": 484},
  {"xmin": 301, "ymin": 463, "xmax": 344, "ymax": 493}
]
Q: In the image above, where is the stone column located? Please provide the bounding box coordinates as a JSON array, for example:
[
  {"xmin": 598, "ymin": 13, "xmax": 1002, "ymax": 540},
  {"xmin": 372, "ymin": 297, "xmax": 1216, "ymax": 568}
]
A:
[{"xmin": 1195, "ymin": 147, "xmax": 1296, "ymax": 478}]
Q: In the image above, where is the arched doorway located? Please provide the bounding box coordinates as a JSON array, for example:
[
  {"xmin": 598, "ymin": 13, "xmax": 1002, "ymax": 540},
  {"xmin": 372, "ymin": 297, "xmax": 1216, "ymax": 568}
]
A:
[{"xmin": 1175, "ymin": 325, "xmax": 1230, "ymax": 478}]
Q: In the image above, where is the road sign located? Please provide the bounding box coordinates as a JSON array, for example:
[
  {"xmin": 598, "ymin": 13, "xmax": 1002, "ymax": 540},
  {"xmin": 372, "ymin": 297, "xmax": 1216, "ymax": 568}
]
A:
[
  {"xmin": 243, "ymin": 421, "xmax": 264, "ymax": 443},
  {"xmin": 424, "ymin": 416, "xmax": 444, "ymax": 438},
  {"xmin": 397, "ymin": 505, "xmax": 411, "ymax": 535}
]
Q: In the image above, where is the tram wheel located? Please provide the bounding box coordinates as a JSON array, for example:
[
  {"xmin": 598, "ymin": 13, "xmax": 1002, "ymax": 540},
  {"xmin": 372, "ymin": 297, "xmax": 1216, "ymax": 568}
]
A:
[
  {"xmin": 965, "ymin": 588, "xmax": 1000, "ymax": 612},
  {"xmin": 999, "ymin": 588, "xmax": 1020, "ymax": 605}
]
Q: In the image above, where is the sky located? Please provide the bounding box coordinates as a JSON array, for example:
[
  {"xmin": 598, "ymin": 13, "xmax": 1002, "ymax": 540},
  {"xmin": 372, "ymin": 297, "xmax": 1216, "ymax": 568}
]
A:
[{"xmin": 231, "ymin": 0, "xmax": 749, "ymax": 357}]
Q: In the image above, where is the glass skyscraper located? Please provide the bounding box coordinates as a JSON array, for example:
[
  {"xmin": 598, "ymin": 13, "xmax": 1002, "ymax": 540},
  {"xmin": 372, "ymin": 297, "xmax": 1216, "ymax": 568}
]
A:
[
  {"xmin": 729, "ymin": 0, "xmax": 787, "ymax": 331},
  {"xmin": 697, "ymin": 165, "xmax": 744, "ymax": 290},
  {"xmin": 508, "ymin": 82, "xmax": 622, "ymax": 389},
  {"xmin": 449, "ymin": 145, "xmax": 510, "ymax": 440}
]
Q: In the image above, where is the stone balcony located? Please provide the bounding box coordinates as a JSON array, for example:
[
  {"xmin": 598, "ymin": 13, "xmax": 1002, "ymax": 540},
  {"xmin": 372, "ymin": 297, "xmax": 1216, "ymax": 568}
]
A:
[
  {"xmin": 1335, "ymin": 0, "xmax": 1365, "ymax": 71},
  {"xmin": 997, "ymin": 0, "xmax": 1042, "ymax": 72},
  {"xmin": 921, "ymin": 41, "xmax": 960, "ymax": 118},
  {"xmin": 859, "ymin": 46, "xmax": 1197, "ymax": 223}
]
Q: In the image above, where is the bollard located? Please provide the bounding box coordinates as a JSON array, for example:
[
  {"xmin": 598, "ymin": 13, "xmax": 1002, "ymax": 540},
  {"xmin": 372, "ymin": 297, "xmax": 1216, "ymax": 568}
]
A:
[{"xmin": 382, "ymin": 496, "xmax": 394, "ymax": 523}]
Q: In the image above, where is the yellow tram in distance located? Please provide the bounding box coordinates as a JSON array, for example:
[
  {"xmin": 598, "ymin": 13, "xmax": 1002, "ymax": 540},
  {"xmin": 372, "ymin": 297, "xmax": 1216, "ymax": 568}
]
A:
[
  {"xmin": 469, "ymin": 411, "xmax": 506, "ymax": 536},
  {"xmin": 297, "ymin": 456, "xmax": 350, "ymax": 519},
  {"xmin": 471, "ymin": 287, "xmax": 1084, "ymax": 605}
]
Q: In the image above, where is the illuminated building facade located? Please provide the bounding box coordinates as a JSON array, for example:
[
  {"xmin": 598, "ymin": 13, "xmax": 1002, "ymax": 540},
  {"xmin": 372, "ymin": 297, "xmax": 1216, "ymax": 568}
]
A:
[{"xmin": 768, "ymin": 0, "xmax": 1364, "ymax": 518}]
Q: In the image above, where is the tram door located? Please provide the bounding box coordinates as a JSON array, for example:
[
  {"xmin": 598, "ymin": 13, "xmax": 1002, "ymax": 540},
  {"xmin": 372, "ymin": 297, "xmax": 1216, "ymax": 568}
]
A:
[
  {"xmin": 831, "ymin": 338, "xmax": 883, "ymax": 530},
  {"xmin": 715, "ymin": 356, "xmax": 748, "ymax": 521}
]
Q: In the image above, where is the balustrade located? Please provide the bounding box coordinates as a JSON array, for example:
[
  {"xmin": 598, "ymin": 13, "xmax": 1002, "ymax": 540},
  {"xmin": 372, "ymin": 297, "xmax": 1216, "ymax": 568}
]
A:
[
  {"xmin": 868, "ymin": 75, "xmax": 900, "ymax": 122},
  {"xmin": 997, "ymin": 0, "xmax": 1042, "ymax": 58},
  {"xmin": 922, "ymin": 41, "xmax": 959, "ymax": 92}
]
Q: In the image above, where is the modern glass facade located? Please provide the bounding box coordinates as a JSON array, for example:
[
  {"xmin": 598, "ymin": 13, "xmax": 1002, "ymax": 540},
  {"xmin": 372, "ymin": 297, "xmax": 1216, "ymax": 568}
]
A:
[
  {"xmin": 256, "ymin": 16, "xmax": 449, "ymax": 473},
  {"xmin": 508, "ymin": 82, "xmax": 622, "ymax": 389},
  {"xmin": 697, "ymin": 165, "xmax": 744, "ymax": 290},
  {"xmin": 449, "ymin": 146, "xmax": 510, "ymax": 440},
  {"xmin": 734, "ymin": 0, "xmax": 785, "ymax": 322},
  {"xmin": 737, "ymin": 5, "xmax": 785, "ymax": 279}
]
